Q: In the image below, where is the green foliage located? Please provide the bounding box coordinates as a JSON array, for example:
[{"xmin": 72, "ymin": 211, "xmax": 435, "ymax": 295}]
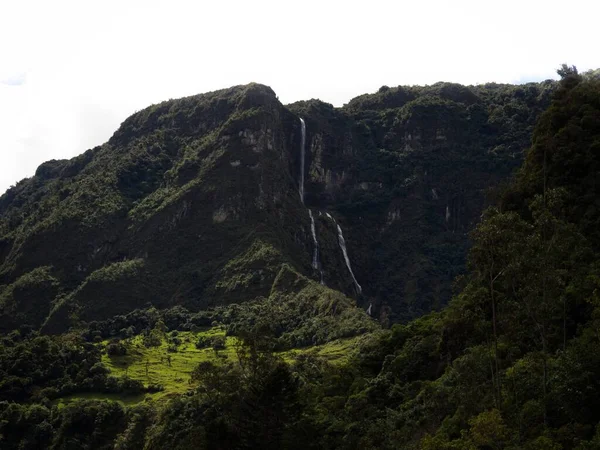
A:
[
  {"xmin": 106, "ymin": 340, "xmax": 127, "ymax": 356},
  {"xmin": 0, "ymin": 333, "xmax": 143, "ymax": 405},
  {"xmin": 224, "ymin": 265, "xmax": 377, "ymax": 349},
  {"xmin": 0, "ymin": 77, "xmax": 557, "ymax": 331},
  {"xmin": 100, "ymin": 329, "xmax": 238, "ymax": 399},
  {"xmin": 0, "ymin": 266, "xmax": 59, "ymax": 331},
  {"xmin": 286, "ymin": 79, "xmax": 556, "ymax": 320},
  {"xmin": 0, "ymin": 83, "xmax": 308, "ymax": 333},
  {"xmin": 195, "ymin": 335, "xmax": 211, "ymax": 349},
  {"xmin": 4, "ymin": 74, "xmax": 600, "ymax": 449}
]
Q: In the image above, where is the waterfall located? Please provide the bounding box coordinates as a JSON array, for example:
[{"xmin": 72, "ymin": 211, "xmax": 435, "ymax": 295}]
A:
[
  {"xmin": 299, "ymin": 118, "xmax": 306, "ymax": 203},
  {"xmin": 367, "ymin": 303, "xmax": 373, "ymax": 316},
  {"xmin": 308, "ymin": 209, "xmax": 325, "ymax": 284},
  {"xmin": 336, "ymin": 223, "xmax": 362, "ymax": 294},
  {"xmin": 299, "ymin": 117, "xmax": 324, "ymax": 284},
  {"xmin": 308, "ymin": 210, "xmax": 319, "ymax": 269},
  {"xmin": 327, "ymin": 214, "xmax": 362, "ymax": 294}
]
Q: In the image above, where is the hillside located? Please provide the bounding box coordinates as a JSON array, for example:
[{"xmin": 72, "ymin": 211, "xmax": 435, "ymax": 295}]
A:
[
  {"xmin": 0, "ymin": 80, "xmax": 554, "ymax": 332},
  {"xmin": 8, "ymin": 72, "xmax": 600, "ymax": 449}
]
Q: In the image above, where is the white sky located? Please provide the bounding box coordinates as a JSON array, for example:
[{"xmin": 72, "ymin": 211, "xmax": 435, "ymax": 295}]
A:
[{"xmin": 1, "ymin": 0, "xmax": 598, "ymax": 195}]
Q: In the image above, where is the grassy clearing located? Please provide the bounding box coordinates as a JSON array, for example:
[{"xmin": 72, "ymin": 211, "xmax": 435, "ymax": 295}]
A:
[
  {"xmin": 101, "ymin": 328, "xmax": 238, "ymax": 400},
  {"xmin": 312, "ymin": 338, "xmax": 358, "ymax": 363},
  {"xmin": 280, "ymin": 337, "xmax": 360, "ymax": 365},
  {"xmin": 58, "ymin": 329, "xmax": 361, "ymax": 404}
]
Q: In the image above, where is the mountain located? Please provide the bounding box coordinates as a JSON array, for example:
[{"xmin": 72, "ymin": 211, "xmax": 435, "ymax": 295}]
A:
[
  {"xmin": 2, "ymin": 69, "xmax": 600, "ymax": 449},
  {"xmin": 0, "ymin": 81, "xmax": 554, "ymax": 332}
]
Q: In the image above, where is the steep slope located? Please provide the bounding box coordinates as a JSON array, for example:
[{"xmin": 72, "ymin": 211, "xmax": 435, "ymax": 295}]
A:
[
  {"xmin": 289, "ymin": 81, "xmax": 555, "ymax": 321},
  {"xmin": 0, "ymin": 80, "xmax": 555, "ymax": 331},
  {"xmin": 0, "ymin": 84, "xmax": 327, "ymax": 332},
  {"xmin": 316, "ymin": 69, "xmax": 600, "ymax": 450},
  {"xmin": 1, "ymin": 70, "xmax": 599, "ymax": 450}
]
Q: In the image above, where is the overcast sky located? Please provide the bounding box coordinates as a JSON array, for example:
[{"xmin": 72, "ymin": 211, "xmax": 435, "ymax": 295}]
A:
[{"xmin": 1, "ymin": 0, "xmax": 598, "ymax": 195}]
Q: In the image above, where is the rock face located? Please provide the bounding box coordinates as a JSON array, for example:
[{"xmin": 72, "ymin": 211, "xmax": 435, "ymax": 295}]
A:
[{"xmin": 0, "ymin": 81, "xmax": 555, "ymax": 330}]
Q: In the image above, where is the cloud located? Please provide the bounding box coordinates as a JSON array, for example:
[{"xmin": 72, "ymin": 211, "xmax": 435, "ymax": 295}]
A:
[{"xmin": 0, "ymin": 72, "xmax": 27, "ymax": 86}]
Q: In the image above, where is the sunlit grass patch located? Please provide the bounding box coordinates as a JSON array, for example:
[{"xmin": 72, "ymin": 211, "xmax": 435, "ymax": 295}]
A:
[
  {"xmin": 278, "ymin": 336, "xmax": 359, "ymax": 365},
  {"xmin": 88, "ymin": 328, "xmax": 362, "ymax": 403},
  {"xmin": 101, "ymin": 328, "xmax": 238, "ymax": 399}
]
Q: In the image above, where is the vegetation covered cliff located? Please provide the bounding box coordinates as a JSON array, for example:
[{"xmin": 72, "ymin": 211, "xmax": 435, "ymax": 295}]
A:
[
  {"xmin": 0, "ymin": 79, "xmax": 554, "ymax": 331},
  {"xmin": 4, "ymin": 68, "xmax": 600, "ymax": 449}
]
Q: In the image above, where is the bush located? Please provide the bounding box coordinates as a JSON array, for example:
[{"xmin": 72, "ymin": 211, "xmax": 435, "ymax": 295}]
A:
[
  {"xmin": 195, "ymin": 336, "xmax": 210, "ymax": 349},
  {"xmin": 90, "ymin": 362, "xmax": 110, "ymax": 376},
  {"xmin": 106, "ymin": 341, "xmax": 127, "ymax": 356},
  {"xmin": 36, "ymin": 387, "xmax": 59, "ymax": 401},
  {"xmin": 143, "ymin": 330, "xmax": 162, "ymax": 348},
  {"xmin": 118, "ymin": 377, "xmax": 144, "ymax": 394},
  {"xmin": 212, "ymin": 336, "xmax": 226, "ymax": 351},
  {"xmin": 120, "ymin": 326, "xmax": 135, "ymax": 338},
  {"xmin": 147, "ymin": 383, "xmax": 164, "ymax": 393}
]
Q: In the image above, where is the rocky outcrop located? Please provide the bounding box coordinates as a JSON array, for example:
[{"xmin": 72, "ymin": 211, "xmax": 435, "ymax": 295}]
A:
[
  {"xmin": 288, "ymin": 81, "xmax": 555, "ymax": 321},
  {"xmin": 0, "ymin": 80, "xmax": 556, "ymax": 330}
]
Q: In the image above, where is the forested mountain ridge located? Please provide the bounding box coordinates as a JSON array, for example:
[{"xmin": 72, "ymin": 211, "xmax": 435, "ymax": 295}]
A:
[
  {"xmin": 289, "ymin": 80, "xmax": 555, "ymax": 321},
  {"xmin": 0, "ymin": 84, "xmax": 306, "ymax": 331},
  {"xmin": 4, "ymin": 69, "xmax": 600, "ymax": 449},
  {"xmin": 0, "ymin": 79, "xmax": 554, "ymax": 332}
]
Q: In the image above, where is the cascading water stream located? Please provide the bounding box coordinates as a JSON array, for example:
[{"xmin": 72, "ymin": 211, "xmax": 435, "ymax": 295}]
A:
[
  {"xmin": 299, "ymin": 117, "xmax": 324, "ymax": 284},
  {"xmin": 299, "ymin": 128, "xmax": 362, "ymax": 297},
  {"xmin": 308, "ymin": 210, "xmax": 319, "ymax": 269},
  {"xmin": 309, "ymin": 210, "xmax": 325, "ymax": 284},
  {"xmin": 335, "ymin": 223, "xmax": 363, "ymax": 294},
  {"xmin": 326, "ymin": 214, "xmax": 363, "ymax": 295},
  {"xmin": 299, "ymin": 118, "xmax": 306, "ymax": 203}
]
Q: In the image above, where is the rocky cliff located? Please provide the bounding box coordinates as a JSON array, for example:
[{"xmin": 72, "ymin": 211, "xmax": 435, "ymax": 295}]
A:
[
  {"xmin": 289, "ymin": 81, "xmax": 554, "ymax": 321},
  {"xmin": 0, "ymin": 80, "xmax": 555, "ymax": 331}
]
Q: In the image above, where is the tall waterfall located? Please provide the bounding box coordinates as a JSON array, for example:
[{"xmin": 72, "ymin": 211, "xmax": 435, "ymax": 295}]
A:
[
  {"xmin": 299, "ymin": 118, "xmax": 306, "ymax": 203},
  {"xmin": 308, "ymin": 210, "xmax": 319, "ymax": 269},
  {"xmin": 336, "ymin": 223, "xmax": 363, "ymax": 294},
  {"xmin": 299, "ymin": 117, "xmax": 324, "ymax": 283},
  {"xmin": 327, "ymin": 214, "xmax": 362, "ymax": 294},
  {"xmin": 309, "ymin": 209, "xmax": 325, "ymax": 284}
]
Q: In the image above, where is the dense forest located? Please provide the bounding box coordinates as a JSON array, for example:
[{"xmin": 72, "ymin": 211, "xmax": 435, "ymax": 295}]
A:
[{"xmin": 1, "ymin": 66, "xmax": 600, "ymax": 449}]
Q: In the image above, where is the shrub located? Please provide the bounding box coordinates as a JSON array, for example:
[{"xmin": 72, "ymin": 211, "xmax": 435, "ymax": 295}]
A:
[
  {"xmin": 118, "ymin": 377, "xmax": 144, "ymax": 394},
  {"xmin": 143, "ymin": 329, "xmax": 162, "ymax": 347},
  {"xmin": 212, "ymin": 336, "xmax": 226, "ymax": 351},
  {"xmin": 195, "ymin": 336, "xmax": 210, "ymax": 349},
  {"xmin": 106, "ymin": 341, "xmax": 127, "ymax": 356},
  {"xmin": 147, "ymin": 383, "xmax": 165, "ymax": 393},
  {"xmin": 90, "ymin": 362, "xmax": 110, "ymax": 376}
]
